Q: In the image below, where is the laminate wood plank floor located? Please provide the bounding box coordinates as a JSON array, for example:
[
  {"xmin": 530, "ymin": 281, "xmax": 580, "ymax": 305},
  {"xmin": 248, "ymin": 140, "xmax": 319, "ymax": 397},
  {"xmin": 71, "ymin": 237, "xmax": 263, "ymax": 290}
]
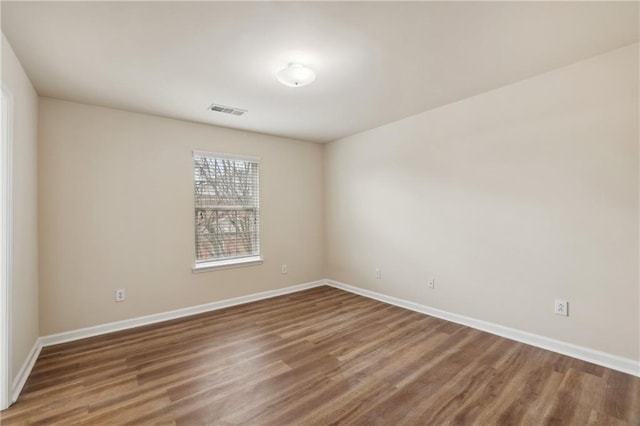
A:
[{"xmin": 1, "ymin": 286, "xmax": 638, "ymax": 425}]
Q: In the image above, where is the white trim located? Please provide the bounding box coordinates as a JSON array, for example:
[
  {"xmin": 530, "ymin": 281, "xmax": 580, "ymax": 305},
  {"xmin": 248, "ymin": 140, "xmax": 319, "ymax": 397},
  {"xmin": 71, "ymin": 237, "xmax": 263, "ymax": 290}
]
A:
[
  {"xmin": 10, "ymin": 280, "xmax": 323, "ymax": 402},
  {"xmin": 11, "ymin": 340, "xmax": 41, "ymax": 404},
  {"xmin": 326, "ymin": 280, "xmax": 640, "ymax": 377},
  {"xmin": 11, "ymin": 277, "xmax": 636, "ymax": 404},
  {"xmin": 0, "ymin": 83, "xmax": 14, "ymax": 411},
  {"xmin": 193, "ymin": 150, "xmax": 261, "ymax": 163},
  {"xmin": 192, "ymin": 256, "xmax": 263, "ymax": 273},
  {"xmin": 39, "ymin": 280, "xmax": 325, "ymax": 347}
]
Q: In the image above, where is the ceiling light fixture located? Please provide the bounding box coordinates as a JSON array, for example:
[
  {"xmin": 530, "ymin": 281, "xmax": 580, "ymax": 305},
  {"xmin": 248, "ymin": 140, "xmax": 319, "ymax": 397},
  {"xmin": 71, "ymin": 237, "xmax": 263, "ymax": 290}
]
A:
[{"xmin": 276, "ymin": 63, "xmax": 316, "ymax": 87}]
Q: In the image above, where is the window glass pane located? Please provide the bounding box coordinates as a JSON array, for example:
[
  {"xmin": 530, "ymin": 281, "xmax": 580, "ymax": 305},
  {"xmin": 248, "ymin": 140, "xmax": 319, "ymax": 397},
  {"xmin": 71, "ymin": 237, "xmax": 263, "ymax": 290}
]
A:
[{"xmin": 194, "ymin": 154, "xmax": 259, "ymax": 264}]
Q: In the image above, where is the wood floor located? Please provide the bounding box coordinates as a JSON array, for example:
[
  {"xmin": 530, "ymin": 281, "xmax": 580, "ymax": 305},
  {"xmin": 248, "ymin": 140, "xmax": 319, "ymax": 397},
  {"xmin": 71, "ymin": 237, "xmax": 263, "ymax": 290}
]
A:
[{"xmin": 1, "ymin": 286, "xmax": 638, "ymax": 425}]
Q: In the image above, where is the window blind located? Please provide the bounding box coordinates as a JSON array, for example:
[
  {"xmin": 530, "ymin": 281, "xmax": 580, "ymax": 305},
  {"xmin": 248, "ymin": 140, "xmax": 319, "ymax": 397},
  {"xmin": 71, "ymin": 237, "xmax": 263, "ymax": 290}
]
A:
[{"xmin": 193, "ymin": 152, "xmax": 260, "ymax": 265}]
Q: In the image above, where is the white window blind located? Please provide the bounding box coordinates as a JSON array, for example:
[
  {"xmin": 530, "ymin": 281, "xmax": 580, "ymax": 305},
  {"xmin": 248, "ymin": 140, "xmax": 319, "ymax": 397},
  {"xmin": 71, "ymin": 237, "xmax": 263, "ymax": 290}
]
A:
[{"xmin": 193, "ymin": 152, "xmax": 260, "ymax": 267}]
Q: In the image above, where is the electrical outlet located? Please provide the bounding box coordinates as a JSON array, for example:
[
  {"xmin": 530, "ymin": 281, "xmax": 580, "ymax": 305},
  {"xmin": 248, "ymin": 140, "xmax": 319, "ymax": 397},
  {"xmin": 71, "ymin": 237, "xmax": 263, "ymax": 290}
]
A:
[
  {"xmin": 115, "ymin": 289, "xmax": 125, "ymax": 302},
  {"xmin": 375, "ymin": 268, "xmax": 381, "ymax": 279},
  {"xmin": 427, "ymin": 278, "xmax": 435, "ymax": 289},
  {"xmin": 554, "ymin": 299, "xmax": 568, "ymax": 316},
  {"xmin": 281, "ymin": 264, "xmax": 288, "ymax": 274}
]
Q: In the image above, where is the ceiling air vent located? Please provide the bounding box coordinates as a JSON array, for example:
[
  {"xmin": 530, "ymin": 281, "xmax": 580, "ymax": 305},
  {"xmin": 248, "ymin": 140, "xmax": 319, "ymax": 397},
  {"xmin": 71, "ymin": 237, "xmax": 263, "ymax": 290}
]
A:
[{"xmin": 208, "ymin": 104, "xmax": 247, "ymax": 116}]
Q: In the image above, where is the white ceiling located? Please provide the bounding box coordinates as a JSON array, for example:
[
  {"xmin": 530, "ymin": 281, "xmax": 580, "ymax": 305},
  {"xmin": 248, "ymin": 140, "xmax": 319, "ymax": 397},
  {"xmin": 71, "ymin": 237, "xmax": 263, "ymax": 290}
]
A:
[{"xmin": 2, "ymin": 1, "xmax": 638, "ymax": 143}]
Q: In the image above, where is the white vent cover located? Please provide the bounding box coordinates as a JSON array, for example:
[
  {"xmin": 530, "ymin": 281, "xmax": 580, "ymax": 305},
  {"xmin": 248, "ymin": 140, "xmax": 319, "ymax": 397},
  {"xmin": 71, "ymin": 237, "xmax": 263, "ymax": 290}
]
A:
[{"xmin": 208, "ymin": 104, "xmax": 247, "ymax": 116}]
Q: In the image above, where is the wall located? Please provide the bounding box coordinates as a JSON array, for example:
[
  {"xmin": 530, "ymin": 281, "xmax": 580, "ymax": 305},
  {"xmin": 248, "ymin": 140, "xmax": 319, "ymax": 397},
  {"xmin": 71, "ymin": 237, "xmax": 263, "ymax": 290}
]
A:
[
  {"xmin": 38, "ymin": 99, "xmax": 324, "ymax": 335},
  {"xmin": 1, "ymin": 35, "xmax": 39, "ymax": 382},
  {"xmin": 324, "ymin": 44, "xmax": 639, "ymax": 361}
]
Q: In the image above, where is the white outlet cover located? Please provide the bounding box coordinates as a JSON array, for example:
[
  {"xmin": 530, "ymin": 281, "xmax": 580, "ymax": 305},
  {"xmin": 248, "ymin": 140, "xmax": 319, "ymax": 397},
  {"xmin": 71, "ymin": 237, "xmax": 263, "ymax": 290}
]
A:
[{"xmin": 554, "ymin": 299, "xmax": 568, "ymax": 316}]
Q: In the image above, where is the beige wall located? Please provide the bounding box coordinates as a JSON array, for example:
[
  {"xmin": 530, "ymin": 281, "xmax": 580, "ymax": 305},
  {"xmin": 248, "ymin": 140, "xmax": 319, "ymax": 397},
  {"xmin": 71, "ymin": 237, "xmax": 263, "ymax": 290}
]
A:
[
  {"xmin": 325, "ymin": 44, "xmax": 639, "ymax": 361},
  {"xmin": 1, "ymin": 34, "xmax": 40, "ymax": 381},
  {"xmin": 10, "ymin": 32, "xmax": 640, "ymax": 368},
  {"xmin": 38, "ymin": 99, "xmax": 324, "ymax": 335}
]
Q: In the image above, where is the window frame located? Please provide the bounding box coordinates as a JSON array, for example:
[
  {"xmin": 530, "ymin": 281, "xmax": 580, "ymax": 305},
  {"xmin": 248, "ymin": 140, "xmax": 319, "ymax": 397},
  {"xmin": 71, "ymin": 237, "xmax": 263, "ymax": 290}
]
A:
[{"xmin": 192, "ymin": 150, "xmax": 263, "ymax": 273}]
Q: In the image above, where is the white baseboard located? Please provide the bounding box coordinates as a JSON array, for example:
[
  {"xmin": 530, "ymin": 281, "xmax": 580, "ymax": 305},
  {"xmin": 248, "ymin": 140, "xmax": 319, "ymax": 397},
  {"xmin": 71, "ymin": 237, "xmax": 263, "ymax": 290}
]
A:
[
  {"xmin": 39, "ymin": 280, "xmax": 326, "ymax": 347},
  {"xmin": 11, "ymin": 339, "xmax": 42, "ymax": 403},
  {"xmin": 8, "ymin": 280, "xmax": 325, "ymax": 403},
  {"xmin": 326, "ymin": 279, "xmax": 640, "ymax": 377},
  {"xmin": 11, "ymin": 277, "xmax": 637, "ymax": 405}
]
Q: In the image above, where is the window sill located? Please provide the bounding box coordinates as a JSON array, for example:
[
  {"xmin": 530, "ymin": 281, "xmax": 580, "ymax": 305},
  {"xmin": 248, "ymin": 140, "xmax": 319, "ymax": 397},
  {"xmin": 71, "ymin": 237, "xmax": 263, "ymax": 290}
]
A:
[{"xmin": 192, "ymin": 256, "xmax": 263, "ymax": 273}]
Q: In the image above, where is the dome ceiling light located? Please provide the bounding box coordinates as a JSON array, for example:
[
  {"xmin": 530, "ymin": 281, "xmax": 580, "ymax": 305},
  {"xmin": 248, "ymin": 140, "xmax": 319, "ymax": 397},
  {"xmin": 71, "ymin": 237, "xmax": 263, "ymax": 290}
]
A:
[{"xmin": 276, "ymin": 63, "xmax": 316, "ymax": 88}]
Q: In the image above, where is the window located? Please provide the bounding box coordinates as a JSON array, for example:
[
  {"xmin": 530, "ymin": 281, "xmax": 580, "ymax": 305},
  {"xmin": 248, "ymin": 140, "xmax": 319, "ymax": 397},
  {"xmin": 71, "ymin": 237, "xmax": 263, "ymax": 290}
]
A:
[{"xmin": 193, "ymin": 151, "xmax": 261, "ymax": 271}]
